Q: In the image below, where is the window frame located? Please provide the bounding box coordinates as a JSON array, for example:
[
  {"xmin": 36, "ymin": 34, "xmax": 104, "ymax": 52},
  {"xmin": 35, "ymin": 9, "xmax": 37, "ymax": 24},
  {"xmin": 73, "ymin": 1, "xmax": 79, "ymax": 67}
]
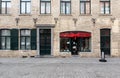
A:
[
  {"xmin": 20, "ymin": 0, "xmax": 31, "ymax": 14},
  {"xmin": 20, "ymin": 29, "xmax": 31, "ymax": 50},
  {"xmin": 80, "ymin": 0, "xmax": 91, "ymax": 15},
  {"xmin": 0, "ymin": 0, "xmax": 11, "ymax": 14},
  {"xmin": 40, "ymin": 0, "xmax": 51, "ymax": 14},
  {"xmin": 60, "ymin": 0, "xmax": 71, "ymax": 15},
  {"xmin": 100, "ymin": 0, "xmax": 110, "ymax": 14},
  {"xmin": 0, "ymin": 29, "xmax": 11, "ymax": 50}
]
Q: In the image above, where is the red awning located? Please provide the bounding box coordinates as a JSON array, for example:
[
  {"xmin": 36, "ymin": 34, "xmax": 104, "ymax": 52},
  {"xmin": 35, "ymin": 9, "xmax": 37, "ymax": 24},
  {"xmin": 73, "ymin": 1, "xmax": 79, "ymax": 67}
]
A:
[{"xmin": 60, "ymin": 31, "xmax": 91, "ymax": 38}]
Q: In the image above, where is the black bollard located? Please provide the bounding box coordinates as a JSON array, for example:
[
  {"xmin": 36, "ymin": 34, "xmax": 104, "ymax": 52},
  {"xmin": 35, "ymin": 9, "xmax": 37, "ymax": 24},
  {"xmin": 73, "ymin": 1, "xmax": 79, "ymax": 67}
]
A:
[{"xmin": 99, "ymin": 51, "xmax": 107, "ymax": 62}]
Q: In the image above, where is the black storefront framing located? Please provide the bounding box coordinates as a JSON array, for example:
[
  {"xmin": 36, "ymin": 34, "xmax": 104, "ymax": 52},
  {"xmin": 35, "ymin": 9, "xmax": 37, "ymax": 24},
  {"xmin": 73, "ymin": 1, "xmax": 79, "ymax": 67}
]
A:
[{"xmin": 60, "ymin": 31, "xmax": 91, "ymax": 55}]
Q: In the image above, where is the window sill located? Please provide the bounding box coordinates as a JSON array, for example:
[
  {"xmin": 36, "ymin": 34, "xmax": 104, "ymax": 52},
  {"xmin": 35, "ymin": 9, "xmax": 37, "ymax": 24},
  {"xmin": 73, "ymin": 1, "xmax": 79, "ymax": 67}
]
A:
[
  {"xmin": 59, "ymin": 14, "xmax": 72, "ymax": 16},
  {"xmin": 0, "ymin": 14, "xmax": 12, "ymax": 16},
  {"xmin": 99, "ymin": 14, "xmax": 112, "ymax": 16},
  {"xmin": 79, "ymin": 14, "xmax": 92, "ymax": 16},
  {"xmin": 39, "ymin": 14, "xmax": 52, "ymax": 16},
  {"xmin": 19, "ymin": 14, "xmax": 32, "ymax": 16}
]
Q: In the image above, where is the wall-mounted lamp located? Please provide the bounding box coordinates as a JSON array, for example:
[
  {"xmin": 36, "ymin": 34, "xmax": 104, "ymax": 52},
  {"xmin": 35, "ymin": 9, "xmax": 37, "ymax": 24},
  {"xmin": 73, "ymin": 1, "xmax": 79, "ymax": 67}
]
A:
[
  {"xmin": 33, "ymin": 18, "xmax": 38, "ymax": 26},
  {"xmin": 15, "ymin": 18, "xmax": 20, "ymax": 26},
  {"xmin": 73, "ymin": 18, "xmax": 78, "ymax": 26},
  {"xmin": 111, "ymin": 17, "xmax": 115, "ymax": 23},
  {"xmin": 54, "ymin": 18, "xmax": 58, "ymax": 24},
  {"xmin": 91, "ymin": 18, "xmax": 96, "ymax": 26}
]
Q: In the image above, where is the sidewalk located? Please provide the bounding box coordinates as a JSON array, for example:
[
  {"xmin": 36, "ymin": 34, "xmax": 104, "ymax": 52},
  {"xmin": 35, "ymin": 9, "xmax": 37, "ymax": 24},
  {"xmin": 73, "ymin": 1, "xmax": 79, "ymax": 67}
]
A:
[
  {"xmin": 0, "ymin": 57, "xmax": 120, "ymax": 78},
  {"xmin": 0, "ymin": 57, "xmax": 120, "ymax": 64}
]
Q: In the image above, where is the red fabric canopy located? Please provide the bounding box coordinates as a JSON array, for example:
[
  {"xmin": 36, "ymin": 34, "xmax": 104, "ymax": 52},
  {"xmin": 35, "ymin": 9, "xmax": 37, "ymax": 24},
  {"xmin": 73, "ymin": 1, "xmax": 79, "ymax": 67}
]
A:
[{"xmin": 60, "ymin": 31, "xmax": 91, "ymax": 38}]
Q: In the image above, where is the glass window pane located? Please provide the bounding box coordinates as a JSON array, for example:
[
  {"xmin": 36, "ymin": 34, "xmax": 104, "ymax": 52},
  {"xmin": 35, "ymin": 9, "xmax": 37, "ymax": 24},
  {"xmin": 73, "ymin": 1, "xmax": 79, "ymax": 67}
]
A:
[
  {"xmin": 89, "ymin": 38, "xmax": 91, "ymax": 50},
  {"xmin": 21, "ymin": 2, "xmax": 25, "ymax": 14},
  {"xmin": 21, "ymin": 30, "xmax": 25, "ymax": 35},
  {"xmin": 21, "ymin": 46, "xmax": 25, "ymax": 50},
  {"xmin": 21, "ymin": 37, "xmax": 25, "ymax": 45},
  {"xmin": 26, "ymin": 2, "xmax": 31, "ymax": 14},
  {"xmin": 25, "ymin": 30, "xmax": 30, "ymax": 36},
  {"xmin": 1, "ymin": 30, "xmax": 10, "ymax": 36},
  {"xmin": 46, "ymin": 3, "xmax": 50, "ymax": 13},
  {"xmin": 61, "ymin": 3, "xmax": 65, "ymax": 14},
  {"xmin": 100, "ymin": 2, "xmax": 104, "ymax": 14},
  {"xmin": 60, "ymin": 38, "xmax": 70, "ymax": 52},
  {"xmin": 86, "ymin": 2, "xmax": 90, "ymax": 14},
  {"xmin": 26, "ymin": 37, "xmax": 30, "ymax": 49},
  {"xmin": 6, "ymin": 37, "xmax": 11, "ymax": 49},
  {"xmin": 105, "ymin": 2, "xmax": 110, "ymax": 14},
  {"xmin": 2, "ymin": 2, "xmax": 6, "ymax": 14},
  {"xmin": 21, "ymin": 37, "xmax": 25, "ymax": 49},
  {"xmin": 66, "ymin": 3, "xmax": 70, "ymax": 14},
  {"xmin": 1, "ymin": 37, "xmax": 5, "ymax": 49},
  {"xmin": 21, "ymin": 30, "xmax": 30, "ymax": 36},
  {"xmin": 7, "ymin": 2, "xmax": 11, "ymax": 14},
  {"xmin": 80, "ymin": 3, "xmax": 85, "ymax": 14},
  {"xmin": 41, "ymin": 2, "xmax": 45, "ymax": 14}
]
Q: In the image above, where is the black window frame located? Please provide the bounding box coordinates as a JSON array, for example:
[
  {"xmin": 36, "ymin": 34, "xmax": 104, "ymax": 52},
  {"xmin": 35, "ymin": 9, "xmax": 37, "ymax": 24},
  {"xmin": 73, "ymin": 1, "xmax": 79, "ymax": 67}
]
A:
[
  {"xmin": 0, "ymin": 0, "xmax": 11, "ymax": 14},
  {"xmin": 80, "ymin": 0, "xmax": 91, "ymax": 14},
  {"xmin": 0, "ymin": 29, "xmax": 11, "ymax": 50},
  {"xmin": 60, "ymin": 0, "xmax": 71, "ymax": 15},
  {"xmin": 40, "ymin": 0, "xmax": 51, "ymax": 14},
  {"xmin": 20, "ymin": 0, "xmax": 31, "ymax": 14},
  {"xmin": 20, "ymin": 29, "xmax": 31, "ymax": 50},
  {"xmin": 100, "ymin": 0, "xmax": 110, "ymax": 14}
]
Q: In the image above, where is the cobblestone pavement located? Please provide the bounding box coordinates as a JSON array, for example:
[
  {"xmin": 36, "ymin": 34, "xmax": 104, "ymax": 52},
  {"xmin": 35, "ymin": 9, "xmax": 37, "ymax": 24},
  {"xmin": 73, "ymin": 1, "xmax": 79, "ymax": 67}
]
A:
[{"xmin": 0, "ymin": 57, "xmax": 120, "ymax": 78}]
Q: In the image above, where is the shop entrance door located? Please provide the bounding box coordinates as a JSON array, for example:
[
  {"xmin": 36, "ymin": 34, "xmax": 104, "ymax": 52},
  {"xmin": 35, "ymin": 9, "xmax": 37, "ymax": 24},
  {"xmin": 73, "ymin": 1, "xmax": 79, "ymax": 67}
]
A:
[
  {"xmin": 71, "ymin": 38, "xmax": 78, "ymax": 55},
  {"xmin": 100, "ymin": 29, "xmax": 111, "ymax": 55},
  {"xmin": 39, "ymin": 29, "xmax": 51, "ymax": 55}
]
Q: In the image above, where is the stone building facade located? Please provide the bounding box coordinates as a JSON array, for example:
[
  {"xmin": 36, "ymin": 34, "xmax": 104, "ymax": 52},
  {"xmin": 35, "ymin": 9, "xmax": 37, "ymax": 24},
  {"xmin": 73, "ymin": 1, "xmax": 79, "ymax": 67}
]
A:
[{"xmin": 0, "ymin": 0, "xmax": 120, "ymax": 57}]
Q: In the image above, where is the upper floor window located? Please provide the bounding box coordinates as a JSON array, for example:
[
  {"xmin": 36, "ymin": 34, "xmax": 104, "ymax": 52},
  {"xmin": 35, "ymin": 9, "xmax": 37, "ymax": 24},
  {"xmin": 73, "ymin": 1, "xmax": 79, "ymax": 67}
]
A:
[
  {"xmin": 0, "ymin": 30, "xmax": 11, "ymax": 50},
  {"xmin": 0, "ymin": 0, "xmax": 11, "ymax": 14},
  {"xmin": 60, "ymin": 0, "xmax": 71, "ymax": 14},
  {"xmin": 40, "ymin": 0, "xmax": 51, "ymax": 14},
  {"xmin": 100, "ymin": 0, "xmax": 110, "ymax": 14},
  {"xmin": 80, "ymin": 0, "xmax": 91, "ymax": 14},
  {"xmin": 20, "ymin": 0, "xmax": 31, "ymax": 14}
]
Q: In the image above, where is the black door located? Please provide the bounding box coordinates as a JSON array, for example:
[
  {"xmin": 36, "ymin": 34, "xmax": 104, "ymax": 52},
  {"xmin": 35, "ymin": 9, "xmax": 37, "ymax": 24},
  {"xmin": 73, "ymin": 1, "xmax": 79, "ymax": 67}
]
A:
[
  {"xmin": 71, "ymin": 38, "xmax": 78, "ymax": 55},
  {"xmin": 100, "ymin": 29, "xmax": 111, "ymax": 55},
  {"xmin": 39, "ymin": 29, "xmax": 51, "ymax": 55}
]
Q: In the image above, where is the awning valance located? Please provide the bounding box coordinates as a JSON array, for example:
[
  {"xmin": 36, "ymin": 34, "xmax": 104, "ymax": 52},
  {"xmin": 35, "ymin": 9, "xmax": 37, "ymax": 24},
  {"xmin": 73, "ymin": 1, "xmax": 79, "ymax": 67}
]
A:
[{"xmin": 60, "ymin": 31, "xmax": 91, "ymax": 38}]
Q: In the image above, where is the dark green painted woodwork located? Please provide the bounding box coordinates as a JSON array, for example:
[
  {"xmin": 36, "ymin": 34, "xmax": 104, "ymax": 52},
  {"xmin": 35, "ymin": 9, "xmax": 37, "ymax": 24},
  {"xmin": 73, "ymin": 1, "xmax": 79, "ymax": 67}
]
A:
[
  {"xmin": 0, "ymin": 30, "xmax": 1, "ymax": 49},
  {"xmin": 31, "ymin": 29, "xmax": 37, "ymax": 50},
  {"xmin": 39, "ymin": 29, "xmax": 51, "ymax": 55},
  {"xmin": 100, "ymin": 29, "xmax": 111, "ymax": 55},
  {"xmin": 11, "ymin": 29, "xmax": 18, "ymax": 50}
]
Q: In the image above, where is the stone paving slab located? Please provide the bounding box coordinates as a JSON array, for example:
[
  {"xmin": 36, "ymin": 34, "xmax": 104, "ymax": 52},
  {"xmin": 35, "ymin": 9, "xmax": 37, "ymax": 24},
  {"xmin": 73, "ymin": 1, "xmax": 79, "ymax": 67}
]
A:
[{"xmin": 0, "ymin": 57, "xmax": 120, "ymax": 78}]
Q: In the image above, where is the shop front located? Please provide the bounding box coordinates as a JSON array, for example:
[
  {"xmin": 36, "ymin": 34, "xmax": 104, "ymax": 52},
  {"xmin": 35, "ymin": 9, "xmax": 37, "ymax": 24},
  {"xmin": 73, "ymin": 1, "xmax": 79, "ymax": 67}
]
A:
[{"xmin": 60, "ymin": 31, "xmax": 91, "ymax": 55}]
